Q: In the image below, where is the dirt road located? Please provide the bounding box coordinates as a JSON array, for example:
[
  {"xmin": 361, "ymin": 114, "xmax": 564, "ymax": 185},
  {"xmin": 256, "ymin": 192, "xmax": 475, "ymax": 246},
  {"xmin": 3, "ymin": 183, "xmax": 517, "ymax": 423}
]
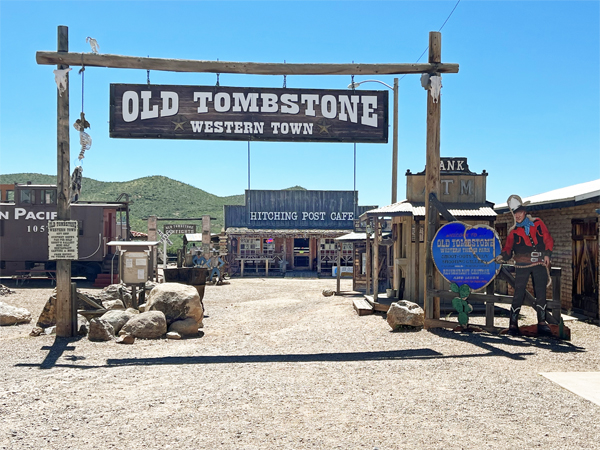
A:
[{"xmin": 1, "ymin": 278, "xmax": 599, "ymax": 449}]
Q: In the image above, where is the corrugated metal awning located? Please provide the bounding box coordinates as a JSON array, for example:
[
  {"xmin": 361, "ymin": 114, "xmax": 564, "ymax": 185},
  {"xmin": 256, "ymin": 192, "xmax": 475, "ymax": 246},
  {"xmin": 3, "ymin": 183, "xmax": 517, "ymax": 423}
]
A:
[{"xmin": 363, "ymin": 200, "xmax": 497, "ymax": 219}]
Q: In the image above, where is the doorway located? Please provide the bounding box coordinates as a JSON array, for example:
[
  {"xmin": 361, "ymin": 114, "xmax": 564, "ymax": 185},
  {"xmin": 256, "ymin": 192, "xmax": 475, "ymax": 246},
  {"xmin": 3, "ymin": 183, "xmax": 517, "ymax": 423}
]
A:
[
  {"xmin": 294, "ymin": 238, "xmax": 310, "ymax": 269},
  {"xmin": 572, "ymin": 218, "xmax": 598, "ymax": 317}
]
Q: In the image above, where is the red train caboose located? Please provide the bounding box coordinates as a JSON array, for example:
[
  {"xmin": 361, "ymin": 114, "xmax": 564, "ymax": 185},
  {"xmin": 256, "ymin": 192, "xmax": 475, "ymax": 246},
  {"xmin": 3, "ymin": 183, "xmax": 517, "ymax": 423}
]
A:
[{"xmin": 0, "ymin": 183, "xmax": 129, "ymax": 282}]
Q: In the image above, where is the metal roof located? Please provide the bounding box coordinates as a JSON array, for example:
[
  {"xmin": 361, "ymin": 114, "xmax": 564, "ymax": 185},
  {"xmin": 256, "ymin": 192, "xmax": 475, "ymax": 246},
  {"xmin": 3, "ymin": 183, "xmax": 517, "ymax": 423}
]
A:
[
  {"xmin": 495, "ymin": 179, "xmax": 600, "ymax": 213},
  {"xmin": 363, "ymin": 200, "xmax": 497, "ymax": 218}
]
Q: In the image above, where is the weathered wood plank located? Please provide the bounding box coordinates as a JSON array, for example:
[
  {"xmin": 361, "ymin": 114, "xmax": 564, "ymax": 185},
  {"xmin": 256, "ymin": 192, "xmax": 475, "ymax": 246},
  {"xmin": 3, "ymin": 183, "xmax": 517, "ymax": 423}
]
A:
[
  {"xmin": 36, "ymin": 52, "xmax": 459, "ymax": 75},
  {"xmin": 353, "ymin": 298, "xmax": 374, "ymax": 316},
  {"xmin": 77, "ymin": 292, "xmax": 104, "ymax": 310}
]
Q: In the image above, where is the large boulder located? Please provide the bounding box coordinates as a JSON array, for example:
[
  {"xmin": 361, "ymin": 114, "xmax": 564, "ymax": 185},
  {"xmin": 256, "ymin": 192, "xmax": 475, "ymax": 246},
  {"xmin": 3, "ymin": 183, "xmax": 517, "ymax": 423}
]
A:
[
  {"xmin": 145, "ymin": 283, "xmax": 203, "ymax": 326},
  {"xmin": 100, "ymin": 308, "xmax": 138, "ymax": 335},
  {"xmin": 120, "ymin": 311, "xmax": 167, "ymax": 339},
  {"xmin": 168, "ymin": 317, "xmax": 200, "ymax": 337},
  {"xmin": 0, "ymin": 301, "xmax": 32, "ymax": 326},
  {"xmin": 387, "ymin": 300, "xmax": 424, "ymax": 330},
  {"xmin": 88, "ymin": 318, "xmax": 115, "ymax": 341},
  {"xmin": 36, "ymin": 293, "xmax": 57, "ymax": 328}
]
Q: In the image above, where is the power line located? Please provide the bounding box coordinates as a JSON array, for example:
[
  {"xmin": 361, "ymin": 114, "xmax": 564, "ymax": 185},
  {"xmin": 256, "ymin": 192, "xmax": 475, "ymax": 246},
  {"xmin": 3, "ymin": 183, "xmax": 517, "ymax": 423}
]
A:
[{"xmin": 400, "ymin": 0, "xmax": 461, "ymax": 80}]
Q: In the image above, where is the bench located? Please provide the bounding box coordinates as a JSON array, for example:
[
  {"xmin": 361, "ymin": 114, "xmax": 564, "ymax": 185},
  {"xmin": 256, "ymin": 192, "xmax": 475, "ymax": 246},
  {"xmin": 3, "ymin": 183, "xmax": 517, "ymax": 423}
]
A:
[{"xmin": 13, "ymin": 269, "xmax": 57, "ymax": 286}]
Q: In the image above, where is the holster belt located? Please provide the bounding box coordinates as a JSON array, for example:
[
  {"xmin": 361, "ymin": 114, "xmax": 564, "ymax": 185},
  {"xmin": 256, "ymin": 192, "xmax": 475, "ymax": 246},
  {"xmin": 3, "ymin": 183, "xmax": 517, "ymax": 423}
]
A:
[{"xmin": 514, "ymin": 252, "xmax": 543, "ymax": 264}]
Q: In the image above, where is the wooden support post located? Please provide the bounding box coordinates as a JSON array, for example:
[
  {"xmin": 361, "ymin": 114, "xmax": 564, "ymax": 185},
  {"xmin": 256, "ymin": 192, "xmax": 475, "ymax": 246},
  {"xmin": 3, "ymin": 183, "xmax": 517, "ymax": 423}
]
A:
[
  {"xmin": 414, "ymin": 220, "xmax": 420, "ymax": 304},
  {"xmin": 137, "ymin": 284, "xmax": 144, "ymax": 309},
  {"xmin": 131, "ymin": 285, "xmax": 137, "ymax": 309},
  {"xmin": 424, "ymin": 31, "xmax": 442, "ymax": 320},
  {"xmin": 56, "ymin": 25, "xmax": 73, "ymax": 337},
  {"xmin": 36, "ymin": 51, "xmax": 460, "ymax": 76},
  {"xmin": 202, "ymin": 215, "xmax": 211, "ymax": 257},
  {"xmin": 70, "ymin": 282, "xmax": 77, "ymax": 336},
  {"xmin": 551, "ymin": 268, "xmax": 562, "ymax": 322},
  {"xmin": 485, "ymin": 282, "xmax": 495, "ymax": 328},
  {"xmin": 393, "ymin": 222, "xmax": 401, "ymax": 295},
  {"xmin": 365, "ymin": 228, "xmax": 371, "ymax": 295},
  {"xmin": 147, "ymin": 216, "xmax": 157, "ymax": 280},
  {"xmin": 265, "ymin": 258, "xmax": 269, "ymax": 276},
  {"xmin": 373, "ymin": 219, "xmax": 380, "ymax": 301},
  {"xmin": 392, "ymin": 77, "xmax": 399, "ymax": 204},
  {"xmin": 336, "ymin": 242, "xmax": 342, "ymax": 295},
  {"xmin": 241, "ymin": 259, "xmax": 244, "ymax": 277}
]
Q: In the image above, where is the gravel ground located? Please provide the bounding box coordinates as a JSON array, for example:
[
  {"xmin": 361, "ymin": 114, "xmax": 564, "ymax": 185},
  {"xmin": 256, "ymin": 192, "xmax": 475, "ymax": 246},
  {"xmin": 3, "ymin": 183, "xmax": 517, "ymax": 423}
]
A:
[{"xmin": 0, "ymin": 277, "xmax": 599, "ymax": 450}]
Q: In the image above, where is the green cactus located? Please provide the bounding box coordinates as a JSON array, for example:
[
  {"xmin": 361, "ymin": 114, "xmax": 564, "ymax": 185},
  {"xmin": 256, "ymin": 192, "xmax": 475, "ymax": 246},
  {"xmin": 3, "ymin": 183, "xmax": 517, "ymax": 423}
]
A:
[{"xmin": 451, "ymin": 284, "xmax": 473, "ymax": 329}]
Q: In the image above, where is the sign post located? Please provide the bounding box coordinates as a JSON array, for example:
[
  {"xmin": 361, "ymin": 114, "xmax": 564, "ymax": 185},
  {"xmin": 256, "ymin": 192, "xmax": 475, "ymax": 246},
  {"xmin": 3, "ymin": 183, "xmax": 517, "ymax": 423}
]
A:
[
  {"xmin": 48, "ymin": 221, "xmax": 79, "ymax": 260},
  {"xmin": 55, "ymin": 26, "xmax": 73, "ymax": 337}
]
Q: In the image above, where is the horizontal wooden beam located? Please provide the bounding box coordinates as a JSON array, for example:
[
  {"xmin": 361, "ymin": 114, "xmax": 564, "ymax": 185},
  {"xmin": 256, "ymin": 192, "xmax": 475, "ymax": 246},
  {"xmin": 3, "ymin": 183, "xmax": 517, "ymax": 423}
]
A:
[{"xmin": 36, "ymin": 52, "xmax": 459, "ymax": 76}]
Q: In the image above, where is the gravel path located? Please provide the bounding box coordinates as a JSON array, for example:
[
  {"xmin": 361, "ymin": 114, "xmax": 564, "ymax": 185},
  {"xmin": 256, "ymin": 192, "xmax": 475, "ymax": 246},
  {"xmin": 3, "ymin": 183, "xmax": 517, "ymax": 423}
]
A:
[{"xmin": 1, "ymin": 278, "xmax": 599, "ymax": 449}]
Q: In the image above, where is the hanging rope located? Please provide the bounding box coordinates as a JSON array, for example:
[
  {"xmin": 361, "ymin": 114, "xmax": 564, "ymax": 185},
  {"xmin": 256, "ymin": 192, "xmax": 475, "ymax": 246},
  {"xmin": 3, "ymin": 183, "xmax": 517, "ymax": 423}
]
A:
[
  {"xmin": 147, "ymin": 55, "xmax": 151, "ymax": 85},
  {"xmin": 283, "ymin": 60, "xmax": 287, "ymax": 88},
  {"xmin": 73, "ymin": 54, "xmax": 91, "ymax": 161}
]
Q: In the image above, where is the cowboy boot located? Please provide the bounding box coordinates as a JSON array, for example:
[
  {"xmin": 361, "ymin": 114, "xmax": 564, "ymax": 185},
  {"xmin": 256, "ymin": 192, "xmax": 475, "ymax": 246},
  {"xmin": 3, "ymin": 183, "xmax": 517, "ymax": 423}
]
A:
[
  {"xmin": 536, "ymin": 304, "xmax": 553, "ymax": 337},
  {"xmin": 508, "ymin": 306, "xmax": 521, "ymax": 336}
]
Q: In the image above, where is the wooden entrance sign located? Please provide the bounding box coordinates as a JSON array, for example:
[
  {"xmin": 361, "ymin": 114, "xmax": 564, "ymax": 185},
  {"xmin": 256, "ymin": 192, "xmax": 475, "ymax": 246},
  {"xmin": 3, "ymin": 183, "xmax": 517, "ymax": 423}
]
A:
[
  {"xmin": 38, "ymin": 28, "xmax": 459, "ymax": 335},
  {"xmin": 110, "ymin": 85, "xmax": 388, "ymax": 143}
]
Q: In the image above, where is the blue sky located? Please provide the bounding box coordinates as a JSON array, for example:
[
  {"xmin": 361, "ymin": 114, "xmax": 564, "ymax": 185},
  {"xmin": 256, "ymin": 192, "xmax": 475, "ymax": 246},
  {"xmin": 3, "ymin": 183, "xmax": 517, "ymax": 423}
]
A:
[{"xmin": 1, "ymin": 1, "xmax": 598, "ymax": 209}]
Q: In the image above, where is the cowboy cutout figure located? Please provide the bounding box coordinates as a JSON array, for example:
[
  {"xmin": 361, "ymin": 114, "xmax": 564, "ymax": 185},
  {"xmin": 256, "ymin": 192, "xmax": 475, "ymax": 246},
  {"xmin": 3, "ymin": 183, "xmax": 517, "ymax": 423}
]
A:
[{"xmin": 496, "ymin": 195, "xmax": 554, "ymax": 336}]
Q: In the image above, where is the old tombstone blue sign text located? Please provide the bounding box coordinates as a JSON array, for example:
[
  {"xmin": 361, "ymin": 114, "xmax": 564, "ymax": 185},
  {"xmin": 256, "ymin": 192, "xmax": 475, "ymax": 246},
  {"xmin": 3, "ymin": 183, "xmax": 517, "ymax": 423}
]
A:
[{"xmin": 432, "ymin": 222, "xmax": 502, "ymax": 291}]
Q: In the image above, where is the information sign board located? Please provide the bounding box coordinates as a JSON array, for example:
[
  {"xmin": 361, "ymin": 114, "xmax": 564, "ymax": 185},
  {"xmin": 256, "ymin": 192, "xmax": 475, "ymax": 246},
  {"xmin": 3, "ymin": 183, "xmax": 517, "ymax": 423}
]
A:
[
  {"xmin": 432, "ymin": 222, "xmax": 501, "ymax": 291},
  {"xmin": 48, "ymin": 220, "xmax": 78, "ymax": 260},
  {"xmin": 164, "ymin": 224, "xmax": 196, "ymax": 234}
]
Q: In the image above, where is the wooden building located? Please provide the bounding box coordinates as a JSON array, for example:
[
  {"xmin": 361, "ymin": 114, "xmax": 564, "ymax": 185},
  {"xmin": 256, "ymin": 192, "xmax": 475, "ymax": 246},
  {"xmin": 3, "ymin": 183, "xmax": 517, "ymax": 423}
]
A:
[
  {"xmin": 494, "ymin": 179, "xmax": 600, "ymax": 319},
  {"xmin": 224, "ymin": 189, "xmax": 374, "ymax": 276},
  {"xmin": 359, "ymin": 157, "xmax": 497, "ymax": 303}
]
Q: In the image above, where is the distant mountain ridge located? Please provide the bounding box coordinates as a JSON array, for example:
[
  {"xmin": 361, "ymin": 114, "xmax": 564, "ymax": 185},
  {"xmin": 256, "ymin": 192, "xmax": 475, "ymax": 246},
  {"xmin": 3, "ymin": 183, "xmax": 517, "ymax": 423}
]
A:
[{"xmin": 0, "ymin": 173, "xmax": 245, "ymax": 234}]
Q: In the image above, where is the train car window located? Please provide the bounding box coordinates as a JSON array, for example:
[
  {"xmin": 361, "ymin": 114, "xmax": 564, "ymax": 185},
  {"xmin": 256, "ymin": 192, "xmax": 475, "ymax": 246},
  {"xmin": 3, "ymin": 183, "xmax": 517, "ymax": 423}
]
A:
[
  {"xmin": 41, "ymin": 189, "xmax": 57, "ymax": 205},
  {"xmin": 5, "ymin": 190, "xmax": 14, "ymax": 202},
  {"xmin": 78, "ymin": 220, "xmax": 84, "ymax": 235},
  {"xmin": 19, "ymin": 189, "xmax": 33, "ymax": 204}
]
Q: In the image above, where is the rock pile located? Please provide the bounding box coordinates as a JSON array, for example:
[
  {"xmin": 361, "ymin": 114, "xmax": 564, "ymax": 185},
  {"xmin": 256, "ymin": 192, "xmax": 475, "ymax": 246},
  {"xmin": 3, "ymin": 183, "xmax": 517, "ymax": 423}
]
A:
[
  {"xmin": 31, "ymin": 282, "xmax": 204, "ymax": 343},
  {"xmin": 0, "ymin": 284, "xmax": 15, "ymax": 296},
  {"xmin": 0, "ymin": 301, "xmax": 32, "ymax": 326}
]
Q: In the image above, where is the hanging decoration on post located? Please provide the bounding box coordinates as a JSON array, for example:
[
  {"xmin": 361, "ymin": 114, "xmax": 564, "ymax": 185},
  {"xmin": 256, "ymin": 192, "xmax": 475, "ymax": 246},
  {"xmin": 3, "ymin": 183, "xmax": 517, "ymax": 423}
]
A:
[
  {"xmin": 70, "ymin": 166, "xmax": 83, "ymax": 202},
  {"xmin": 430, "ymin": 75, "xmax": 442, "ymax": 103},
  {"xmin": 53, "ymin": 68, "xmax": 71, "ymax": 97},
  {"xmin": 420, "ymin": 73, "xmax": 442, "ymax": 103},
  {"xmin": 73, "ymin": 60, "xmax": 92, "ymax": 160},
  {"xmin": 86, "ymin": 36, "xmax": 99, "ymax": 54}
]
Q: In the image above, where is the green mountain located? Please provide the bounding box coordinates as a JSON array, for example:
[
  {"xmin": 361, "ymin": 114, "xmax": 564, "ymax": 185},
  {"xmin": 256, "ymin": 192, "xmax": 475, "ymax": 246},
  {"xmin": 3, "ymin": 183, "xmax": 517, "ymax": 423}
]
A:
[{"xmin": 0, "ymin": 173, "xmax": 245, "ymax": 242}]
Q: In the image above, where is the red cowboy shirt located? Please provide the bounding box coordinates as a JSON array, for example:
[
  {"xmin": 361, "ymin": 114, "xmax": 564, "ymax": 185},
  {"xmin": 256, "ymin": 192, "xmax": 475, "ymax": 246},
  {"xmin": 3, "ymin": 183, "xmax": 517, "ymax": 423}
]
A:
[{"xmin": 501, "ymin": 217, "xmax": 554, "ymax": 261}]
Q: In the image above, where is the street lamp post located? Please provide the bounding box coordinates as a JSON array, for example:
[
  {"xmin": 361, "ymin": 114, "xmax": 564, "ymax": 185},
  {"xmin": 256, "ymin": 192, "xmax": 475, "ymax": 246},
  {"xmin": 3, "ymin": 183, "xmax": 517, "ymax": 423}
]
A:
[{"xmin": 348, "ymin": 78, "xmax": 399, "ymax": 204}]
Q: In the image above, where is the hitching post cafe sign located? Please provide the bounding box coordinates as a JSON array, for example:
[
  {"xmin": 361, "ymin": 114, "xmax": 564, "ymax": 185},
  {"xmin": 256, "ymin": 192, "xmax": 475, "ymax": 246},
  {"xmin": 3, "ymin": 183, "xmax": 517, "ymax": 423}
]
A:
[
  {"xmin": 110, "ymin": 85, "xmax": 388, "ymax": 143},
  {"xmin": 224, "ymin": 190, "xmax": 358, "ymax": 230}
]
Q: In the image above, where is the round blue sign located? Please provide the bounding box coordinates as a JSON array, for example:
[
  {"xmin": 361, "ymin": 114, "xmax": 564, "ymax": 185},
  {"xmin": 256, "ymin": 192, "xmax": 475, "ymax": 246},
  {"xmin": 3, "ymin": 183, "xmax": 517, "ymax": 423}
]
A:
[{"xmin": 432, "ymin": 222, "xmax": 502, "ymax": 291}]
